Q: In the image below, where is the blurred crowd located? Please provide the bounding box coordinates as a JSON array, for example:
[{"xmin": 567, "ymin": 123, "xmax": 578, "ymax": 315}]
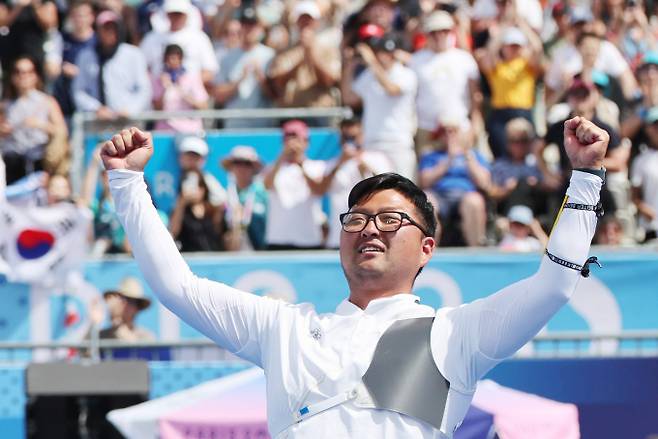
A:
[{"xmin": 1, "ymin": 0, "xmax": 658, "ymax": 252}]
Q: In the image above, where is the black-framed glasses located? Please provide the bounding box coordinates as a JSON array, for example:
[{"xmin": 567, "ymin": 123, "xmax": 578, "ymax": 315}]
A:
[{"xmin": 339, "ymin": 211, "xmax": 430, "ymax": 236}]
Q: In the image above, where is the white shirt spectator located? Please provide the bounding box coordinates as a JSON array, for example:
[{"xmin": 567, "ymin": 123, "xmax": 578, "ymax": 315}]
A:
[
  {"xmin": 266, "ymin": 160, "xmax": 326, "ymax": 247},
  {"xmin": 409, "ymin": 48, "xmax": 479, "ymax": 131},
  {"xmin": 140, "ymin": 27, "xmax": 219, "ymax": 78},
  {"xmin": 631, "ymin": 147, "xmax": 658, "ymax": 232},
  {"xmin": 325, "ymin": 152, "xmax": 393, "ymax": 248},
  {"xmin": 545, "ymin": 41, "xmax": 629, "ymax": 91},
  {"xmin": 352, "ymin": 62, "xmax": 418, "ymax": 150}
]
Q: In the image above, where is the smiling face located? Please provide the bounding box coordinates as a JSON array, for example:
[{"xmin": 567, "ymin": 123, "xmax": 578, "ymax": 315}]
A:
[{"xmin": 339, "ymin": 189, "xmax": 435, "ymax": 306}]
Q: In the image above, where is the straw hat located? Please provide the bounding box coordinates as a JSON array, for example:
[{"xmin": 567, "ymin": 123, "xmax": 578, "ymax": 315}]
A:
[
  {"xmin": 221, "ymin": 145, "xmax": 263, "ymax": 171},
  {"xmin": 103, "ymin": 277, "xmax": 151, "ymax": 311}
]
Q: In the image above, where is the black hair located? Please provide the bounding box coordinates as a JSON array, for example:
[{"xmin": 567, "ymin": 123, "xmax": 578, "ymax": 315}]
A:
[
  {"xmin": 576, "ymin": 31, "xmax": 601, "ymax": 46},
  {"xmin": 164, "ymin": 43, "xmax": 184, "ymax": 59},
  {"xmin": 340, "ymin": 117, "xmax": 361, "ymax": 128},
  {"xmin": 347, "ymin": 173, "xmax": 437, "ymax": 238}
]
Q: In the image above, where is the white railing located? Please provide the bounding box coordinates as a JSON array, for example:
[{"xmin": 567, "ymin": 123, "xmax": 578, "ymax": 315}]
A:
[{"xmin": 1, "ymin": 330, "xmax": 657, "ymax": 363}]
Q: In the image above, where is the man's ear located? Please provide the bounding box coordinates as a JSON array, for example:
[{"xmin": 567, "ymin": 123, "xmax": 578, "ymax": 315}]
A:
[{"xmin": 420, "ymin": 236, "xmax": 435, "ymax": 266}]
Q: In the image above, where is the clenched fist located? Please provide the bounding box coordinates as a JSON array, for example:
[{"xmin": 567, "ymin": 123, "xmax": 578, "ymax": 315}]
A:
[
  {"xmin": 563, "ymin": 116, "xmax": 609, "ymax": 170},
  {"xmin": 100, "ymin": 127, "xmax": 154, "ymax": 172}
]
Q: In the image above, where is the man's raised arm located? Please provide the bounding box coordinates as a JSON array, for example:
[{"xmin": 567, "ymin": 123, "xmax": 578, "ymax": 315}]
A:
[
  {"xmin": 101, "ymin": 128, "xmax": 282, "ymax": 366},
  {"xmin": 435, "ymin": 117, "xmax": 608, "ymax": 385}
]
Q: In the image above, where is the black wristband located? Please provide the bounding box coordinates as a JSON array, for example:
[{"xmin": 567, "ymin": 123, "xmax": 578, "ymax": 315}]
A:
[{"xmin": 574, "ymin": 167, "xmax": 606, "ymax": 182}]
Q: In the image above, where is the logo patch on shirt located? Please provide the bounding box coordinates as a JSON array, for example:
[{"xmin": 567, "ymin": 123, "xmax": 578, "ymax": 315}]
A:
[{"xmin": 310, "ymin": 327, "xmax": 322, "ymax": 341}]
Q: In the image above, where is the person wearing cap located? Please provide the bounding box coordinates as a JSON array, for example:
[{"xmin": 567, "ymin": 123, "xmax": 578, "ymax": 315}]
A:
[
  {"xmin": 497, "ymin": 204, "xmax": 547, "ymax": 252},
  {"xmin": 262, "ymin": 119, "xmax": 326, "ymax": 249},
  {"xmin": 102, "ymin": 114, "xmax": 610, "ymax": 438},
  {"xmin": 94, "ymin": 277, "xmax": 155, "ymax": 341},
  {"xmin": 341, "ymin": 33, "xmax": 418, "ymax": 180},
  {"xmin": 213, "ymin": 7, "xmax": 275, "ymax": 129},
  {"xmin": 268, "ymin": 0, "xmax": 341, "ymax": 110},
  {"xmin": 73, "ymin": 10, "xmax": 152, "ymax": 120},
  {"xmin": 139, "ymin": 0, "xmax": 218, "ymax": 87},
  {"xmin": 221, "ymin": 146, "xmax": 268, "ymax": 250},
  {"xmin": 630, "ymin": 107, "xmax": 658, "ymax": 244},
  {"xmin": 410, "ymin": 10, "xmax": 483, "ymax": 156},
  {"xmin": 476, "ymin": 23, "xmax": 543, "ymax": 158},
  {"xmin": 545, "ymin": 14, "xmax": 640, "ymax": 105},
  {"xmin": 152, "ymin": 43, "xmax": 209, "ymax": 133},
  {"xmin": 176, "ymin": 135, "xmax": 227, "ymax": 208}
]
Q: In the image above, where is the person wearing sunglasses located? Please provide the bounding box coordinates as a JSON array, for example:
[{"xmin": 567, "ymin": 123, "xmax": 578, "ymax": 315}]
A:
[{"xmin": 99, "ymin": 116, "xmax": 607, "ymax": 438}]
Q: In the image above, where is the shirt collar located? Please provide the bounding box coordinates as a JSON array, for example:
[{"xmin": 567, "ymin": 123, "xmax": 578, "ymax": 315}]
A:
[{"xmin": 335, "ymin": 293, "xmax": 421, "ymax": 316}]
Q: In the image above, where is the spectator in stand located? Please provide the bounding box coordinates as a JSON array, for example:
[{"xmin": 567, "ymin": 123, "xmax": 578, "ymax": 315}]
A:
[
  {"xmin": 487, "ymin": 118, "xmax": 546, "ymax": 217},
  {"xmin": 221, "ymin": 145, "xmax": 268, "ymax": 251},
  {"xmin": 95, "ymin": 276, "xmax": 155, "ymax": 341},
  {"xmin": 419, "ymin": 119, "xmax": 491, "ymax": 247},
  {"xmin": 52, "ymin": 0, "xmax": 97, "ymax": 122},
  {"xmin": 595, "ymin": 0, "xmax": 656, "ymax": 62},
  {"xmin": 212, "ymin": 17, "xmax": 241, "ymax": 67},
  {"xmin": 169, "ymin": 168, "xmax": 226, "ymax": 252},
  {"xmin": 315, "ymin": 118, "xmax": 393, "ymax": 249},
  {"xmin": 72, "ymin": 10, "xmax": 152, "ymax": 120},
  {"xmin": 341, "ymin": 34, "xmax": 418, "ymax": 180},
  {"xmin": 621, "ymin": 52, "xmax": 658, "ymax": 149},
  {"xmin": 268, "ymin": 1, "xmax": 341, "ymax": 113},
  {"xmin": 541, "ymin": 78, "xmax": 625, "ymax": 217},
  {"xmin": 0, "ymin": 0, "xmax": 58, "ymax": 76},
  {"xmin": 594, "ymin": 215, "xmax": 624, "ymax": 246},
  {"xmin": 497, "ymin": 204, "xmax": 547, "ymax": 252},
  {"xmin": 544, "ymin": 8, "xmax": 639, "ymax": 106},
  {"xmin": 213, "ymin": 7, "xmax": 275, "ymax": 129},
  {"xmin": 476, "ymin": 24, "xmax": 543, "ymax": 159},
  {"xmin": 410, "ymin": 11, "xmax": 483, "ymax": 157},
  {"xmin": 139, "ymin": 0, "xmax": 218, "ymax": 88},
  {"xmin": 263, "ymin": 120, "xmax": 326, "ymax": 250},
  {"xmin": 176, "ymin": 134, "xmax": 226, "ymax": 208},
  {"xmin": 0, "ymin": 56, "xmax": 67, "ymax": 185},
  {"xmin": 152, "ymin": 43, "xmax": 209, "ymax": 133},
  {"xmin": 630, "ymin": 107, "xmax": 658, "ymax": 244},
  {"xmin": 543, "ymin": 2, "xmax": 571, "ymax": 58}
]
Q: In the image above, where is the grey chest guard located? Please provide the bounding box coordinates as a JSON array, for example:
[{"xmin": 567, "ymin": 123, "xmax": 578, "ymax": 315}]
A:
[{"xmin": 357, "ymin": 317, "xmax": 450, "ymax": 430}]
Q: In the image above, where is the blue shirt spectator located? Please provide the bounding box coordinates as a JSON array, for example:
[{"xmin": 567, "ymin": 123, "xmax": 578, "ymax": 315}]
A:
[{"xmin": 419, "ymin": 149, "xmax": 490, "ymax": 194}]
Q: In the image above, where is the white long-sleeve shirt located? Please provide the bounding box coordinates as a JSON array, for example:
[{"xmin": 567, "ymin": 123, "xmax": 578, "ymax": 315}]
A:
[{"xmin": 109, "ymin": 170, "xmax": 602, "ymax": 438}]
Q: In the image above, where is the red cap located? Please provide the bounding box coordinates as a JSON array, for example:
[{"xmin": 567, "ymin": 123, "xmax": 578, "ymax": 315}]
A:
[
  {"xmin": 282, "ymin": 120, "xmax": 309, "ymax": 139},
  {"xmin": 358, "ymin": 24, "xmax": 385, "ymax": 41},
  {"xmin": 96, "ymin": 10, "xmax": 120, "ymax": 27}
]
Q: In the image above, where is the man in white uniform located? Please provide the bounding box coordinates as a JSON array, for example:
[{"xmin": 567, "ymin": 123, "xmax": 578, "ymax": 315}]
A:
[{"xmin": 100, "ymin": 116, "xmax": 608, "ymax": 438}]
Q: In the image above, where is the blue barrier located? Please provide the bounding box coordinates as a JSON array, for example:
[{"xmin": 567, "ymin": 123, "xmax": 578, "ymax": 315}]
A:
[
  {"xmin": 2, "ymin": 250, "xmax": 655, "ymax": 347},
  {"xmin": 85, "ymin": 129, "xmax": 341, "ymax": 214}
]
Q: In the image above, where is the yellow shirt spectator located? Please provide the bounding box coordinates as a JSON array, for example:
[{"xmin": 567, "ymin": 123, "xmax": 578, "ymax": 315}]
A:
[{"xmin": 487, "ymin": 57, "xmax": 536, "ymax": 110}]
